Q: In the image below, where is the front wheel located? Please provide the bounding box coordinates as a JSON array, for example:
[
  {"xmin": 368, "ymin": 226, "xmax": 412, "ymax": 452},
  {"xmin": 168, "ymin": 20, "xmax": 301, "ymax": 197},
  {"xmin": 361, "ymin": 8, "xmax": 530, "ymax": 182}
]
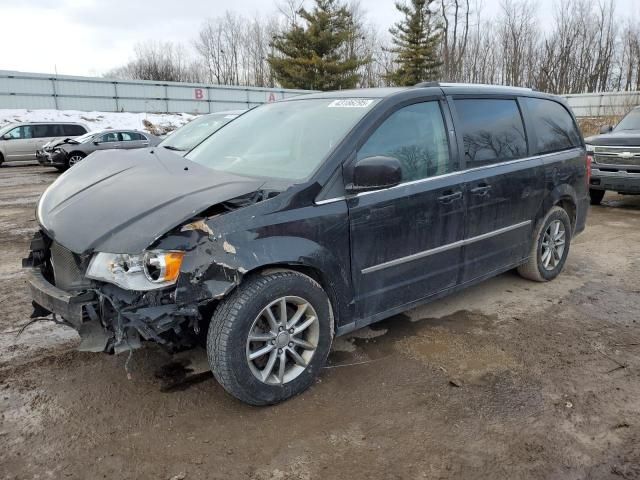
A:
[
  {"xmin": 66, "ymin": 152, "xmax": 85, "ymax": 168},
  {"xmin": 518, "ymin": 206, "xmax": 572, "ymax": 282},
  {"xmin": 590, "ymin": 188, "xmax": 605, "ymax": 205},
  {"xmin": 207, "ymin": 271, "xmax": 333, "ymax": 405}
]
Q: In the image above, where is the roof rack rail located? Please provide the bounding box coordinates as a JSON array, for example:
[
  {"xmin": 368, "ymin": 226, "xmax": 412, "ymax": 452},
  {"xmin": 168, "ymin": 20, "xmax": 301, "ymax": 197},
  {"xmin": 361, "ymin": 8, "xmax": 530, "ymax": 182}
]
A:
[
  {"xmin": 414, "ymin": 81, "xmax": 440, "ymax": 87},
  {"xmin": 414, "ymin": 81, "xmax": 533, "ymax": 91}
]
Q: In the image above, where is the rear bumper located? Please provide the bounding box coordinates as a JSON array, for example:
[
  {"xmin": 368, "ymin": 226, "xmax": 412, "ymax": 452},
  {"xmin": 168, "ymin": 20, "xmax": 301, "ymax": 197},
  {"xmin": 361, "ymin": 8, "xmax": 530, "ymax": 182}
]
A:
[
  {"xmin": 575, "ymin": 195, "xmax": 589, "ymax": 236},
  {"xmin": 26, "ymin": 268, "xmax": 95, "ymax": 329},
  {"xmin": 590, "ymin": 167, "xmax": 640, "ymax": 193}
]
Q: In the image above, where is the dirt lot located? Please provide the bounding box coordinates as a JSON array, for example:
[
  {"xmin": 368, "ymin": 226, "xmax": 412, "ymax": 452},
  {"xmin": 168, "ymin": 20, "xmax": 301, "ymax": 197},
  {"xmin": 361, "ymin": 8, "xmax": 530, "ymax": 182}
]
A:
[{"xmin": 0, "ymin": 164, "xmax": 639, "ymax": 480}]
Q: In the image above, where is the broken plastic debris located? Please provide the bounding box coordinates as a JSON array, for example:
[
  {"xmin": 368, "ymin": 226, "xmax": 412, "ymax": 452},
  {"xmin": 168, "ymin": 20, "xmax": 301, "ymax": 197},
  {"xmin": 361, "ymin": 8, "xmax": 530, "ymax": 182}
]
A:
[{"xmin": 181, "ymin": 220, "xmax": 214, "ymax": 236}]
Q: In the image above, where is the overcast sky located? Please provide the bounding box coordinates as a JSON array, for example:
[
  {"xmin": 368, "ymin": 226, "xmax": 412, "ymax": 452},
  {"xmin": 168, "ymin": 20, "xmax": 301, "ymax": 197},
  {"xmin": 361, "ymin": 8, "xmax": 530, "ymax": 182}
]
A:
[{"xmin": 1, "ymin": 0, "xmax": 638, "ymax": 77}]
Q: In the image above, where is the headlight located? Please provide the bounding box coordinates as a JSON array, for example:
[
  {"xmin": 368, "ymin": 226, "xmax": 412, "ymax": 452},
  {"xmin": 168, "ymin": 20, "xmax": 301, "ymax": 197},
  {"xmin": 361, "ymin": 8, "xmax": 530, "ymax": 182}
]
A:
[{"xmin": 86, "ymin": 250, "xmax": 184, "ymax": 291}]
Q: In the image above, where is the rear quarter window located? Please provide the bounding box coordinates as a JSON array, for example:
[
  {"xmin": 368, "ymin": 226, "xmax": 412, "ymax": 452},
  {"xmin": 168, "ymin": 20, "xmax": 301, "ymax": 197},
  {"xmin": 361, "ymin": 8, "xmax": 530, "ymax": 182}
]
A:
[
  {"xmin": 524, "ymin": 98, "xmax": 581, "ymax": 154},
  {"xmin": 63, "ymin": 124, "xmax": 88, "ymax": 136},
  {"xmin": 454, "ymin": 98, "xmax": 527, "ymax": 167}
]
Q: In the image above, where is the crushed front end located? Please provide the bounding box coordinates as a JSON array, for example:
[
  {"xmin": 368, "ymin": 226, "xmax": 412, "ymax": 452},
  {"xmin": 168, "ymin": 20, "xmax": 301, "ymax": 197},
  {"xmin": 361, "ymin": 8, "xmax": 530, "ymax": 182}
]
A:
[{"xmin": 23, "ymin": 231, "xmax": 204, "ymax": 353}]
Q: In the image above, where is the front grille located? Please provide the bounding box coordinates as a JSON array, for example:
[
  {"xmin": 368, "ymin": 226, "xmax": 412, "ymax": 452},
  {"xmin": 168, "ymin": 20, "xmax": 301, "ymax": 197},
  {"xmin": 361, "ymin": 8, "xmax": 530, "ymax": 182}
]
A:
[
  {"xmin": 594, "ymin": 146, "xmax": 640, "ymax": 166},
  {"xmin": 50, "ymin": 242, "xmax": 90, "ymax": 292}
]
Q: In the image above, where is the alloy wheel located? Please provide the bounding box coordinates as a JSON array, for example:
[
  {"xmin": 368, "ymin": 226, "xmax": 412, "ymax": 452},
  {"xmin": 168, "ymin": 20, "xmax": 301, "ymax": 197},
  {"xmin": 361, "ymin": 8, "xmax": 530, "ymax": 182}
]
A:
[
  {"xmin": 68, "ymin": 155, "xmax": 83, "ymax": 166},
  {"xmin": 245, "ymin": 296, "xmax": 319, "ymax": 385},
  {"xmin": 541, "ymin": 220, "xmax": 566, "ymax": 271}
]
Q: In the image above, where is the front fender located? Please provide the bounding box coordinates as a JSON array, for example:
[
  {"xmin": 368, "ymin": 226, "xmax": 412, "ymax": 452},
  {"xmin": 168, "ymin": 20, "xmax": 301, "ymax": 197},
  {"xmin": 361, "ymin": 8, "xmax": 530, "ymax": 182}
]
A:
[{"xmin": 157, "ymin": 203, "xmax": 354, "ymax": 328}]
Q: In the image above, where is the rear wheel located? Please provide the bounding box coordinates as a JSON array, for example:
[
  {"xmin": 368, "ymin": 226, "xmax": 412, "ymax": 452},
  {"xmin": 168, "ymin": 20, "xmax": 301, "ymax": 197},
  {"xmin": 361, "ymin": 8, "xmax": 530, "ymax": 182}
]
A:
[
  {"xmin": 207, "ymin": 271, "xmax": 333, "ymax": 405},
  {"xmin": 66, "ymin": 152, "xmax": 85, "ymax": 168},
  {"xmin": 518, "ymin": 206, "xmax": 572, "ymax": 282},
  {"xmin": 0, "ymin": 152, "xmax": 4, "ymax": 166},
  {"xmin": 590, "ymin": 188, "xmax": 605, "ymax": 205}
]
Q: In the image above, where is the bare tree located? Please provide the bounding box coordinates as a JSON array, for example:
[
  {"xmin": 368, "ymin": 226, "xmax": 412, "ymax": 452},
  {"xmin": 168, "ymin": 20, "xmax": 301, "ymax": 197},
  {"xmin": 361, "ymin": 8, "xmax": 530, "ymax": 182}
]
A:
[{"xmin": 105, "ymin": 41, "xmax": 204, "ymax": 82}]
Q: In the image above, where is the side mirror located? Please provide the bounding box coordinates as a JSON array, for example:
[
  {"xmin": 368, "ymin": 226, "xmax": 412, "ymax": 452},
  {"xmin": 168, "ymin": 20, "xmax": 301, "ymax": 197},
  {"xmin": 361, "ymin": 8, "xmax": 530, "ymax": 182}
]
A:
[
  {"xmin": 93, "ymin": 141, "xmax": 100, "ymax": 145},
  {"xmin": 2, "ymin": 134, "xmax": 11, "ymax": 140},
  {"xmin": 599, "ymin": 125, "xmax": 613, "ymax": 134},
  {"xmin": 348, "ymin": 156, "xmax": 402, "ymax": 193}
]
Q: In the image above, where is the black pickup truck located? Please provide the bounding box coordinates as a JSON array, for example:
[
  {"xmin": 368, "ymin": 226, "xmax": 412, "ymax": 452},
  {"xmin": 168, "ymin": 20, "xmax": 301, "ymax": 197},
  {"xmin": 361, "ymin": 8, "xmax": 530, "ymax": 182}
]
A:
[{"xmin": 585, "ymin": 106, "xmax": 640, "ymax": 204}]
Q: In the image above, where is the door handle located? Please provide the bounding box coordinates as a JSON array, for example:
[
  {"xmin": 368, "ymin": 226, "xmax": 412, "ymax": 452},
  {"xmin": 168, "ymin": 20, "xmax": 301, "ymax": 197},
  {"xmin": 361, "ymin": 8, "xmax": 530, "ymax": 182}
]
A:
[
  {"xmin": 437, "ymin": 191, "xmax": 462, "ymax": 204},
  {"xmin": 470, "ymin": 184, "xmax": 492, "ymax": 196}
]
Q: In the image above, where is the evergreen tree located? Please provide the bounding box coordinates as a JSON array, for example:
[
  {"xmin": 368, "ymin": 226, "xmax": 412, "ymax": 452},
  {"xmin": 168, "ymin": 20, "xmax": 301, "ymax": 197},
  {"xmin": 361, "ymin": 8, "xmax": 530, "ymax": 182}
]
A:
[
  {"xmin": 386, "ymin": 0, "xmax": 442, "ymax": 86},
  {"xmin": 268, "ymin": 0, "xmax": 369, "ymax": 90}
]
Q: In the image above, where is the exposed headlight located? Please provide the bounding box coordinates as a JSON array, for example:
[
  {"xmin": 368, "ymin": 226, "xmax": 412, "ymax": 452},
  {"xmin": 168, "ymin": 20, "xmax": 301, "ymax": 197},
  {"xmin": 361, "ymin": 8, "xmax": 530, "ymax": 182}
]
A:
[{"xmin": 86, "ymin": 250, "xmax": 184, "ymax": 291}]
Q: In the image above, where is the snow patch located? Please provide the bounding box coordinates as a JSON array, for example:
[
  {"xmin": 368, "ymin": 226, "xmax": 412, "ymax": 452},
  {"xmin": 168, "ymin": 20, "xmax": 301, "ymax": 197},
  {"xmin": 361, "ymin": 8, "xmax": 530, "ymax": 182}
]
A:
[{"xmin": 0, "ymin": 109, "xmax": 199, "ymax": 135}]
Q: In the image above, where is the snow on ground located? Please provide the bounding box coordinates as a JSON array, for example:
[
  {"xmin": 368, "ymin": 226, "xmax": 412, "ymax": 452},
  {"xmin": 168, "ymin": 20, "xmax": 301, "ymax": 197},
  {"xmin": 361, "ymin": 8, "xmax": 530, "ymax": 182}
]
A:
[{"xmin": 0, "ymin": 109, "xmax": 199, "ymax": 136}]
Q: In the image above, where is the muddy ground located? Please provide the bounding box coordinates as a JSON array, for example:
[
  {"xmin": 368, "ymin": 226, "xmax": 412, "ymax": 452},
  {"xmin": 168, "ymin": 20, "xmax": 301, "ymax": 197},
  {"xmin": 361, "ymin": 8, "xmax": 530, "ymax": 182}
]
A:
[{"xmin": 0, "ymin": 164, "xmax": 639, "ymax": 480}]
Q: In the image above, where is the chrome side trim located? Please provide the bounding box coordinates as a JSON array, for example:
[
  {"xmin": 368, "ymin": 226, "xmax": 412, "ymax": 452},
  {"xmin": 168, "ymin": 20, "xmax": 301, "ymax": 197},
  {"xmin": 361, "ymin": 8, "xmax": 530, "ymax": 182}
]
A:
[
  {"xmin": 361, "ymin": 220, "xmax": 531, "ymax": 274},
  {"xmin": 314, "ymin": 149, "xmax": 582, "ymax": 206},
  {"xmin": 315, "ymin": 196, "xmax": 346, "ymax": 205}
]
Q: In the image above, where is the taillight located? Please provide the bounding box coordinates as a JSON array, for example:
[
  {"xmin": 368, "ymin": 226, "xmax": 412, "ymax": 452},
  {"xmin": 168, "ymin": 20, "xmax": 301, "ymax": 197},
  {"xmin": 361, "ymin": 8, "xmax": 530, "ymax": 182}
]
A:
[{"xmin": 586, "ymin": 152, "xmax": 592, "ymax": 185}]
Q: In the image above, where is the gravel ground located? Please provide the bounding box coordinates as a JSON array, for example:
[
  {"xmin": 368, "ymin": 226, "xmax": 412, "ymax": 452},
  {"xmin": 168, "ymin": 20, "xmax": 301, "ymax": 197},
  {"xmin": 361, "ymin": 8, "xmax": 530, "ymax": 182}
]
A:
[{"xmin": 0, "ymin": 164, "xmax": 639, "ymax": 480}]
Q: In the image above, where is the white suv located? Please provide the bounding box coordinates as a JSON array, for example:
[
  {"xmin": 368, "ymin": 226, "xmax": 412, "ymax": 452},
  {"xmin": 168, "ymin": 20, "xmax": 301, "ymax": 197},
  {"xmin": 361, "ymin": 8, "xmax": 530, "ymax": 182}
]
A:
[{"xmin": 0, "ymin": 122, "xmax": 88, "ymax": 165}]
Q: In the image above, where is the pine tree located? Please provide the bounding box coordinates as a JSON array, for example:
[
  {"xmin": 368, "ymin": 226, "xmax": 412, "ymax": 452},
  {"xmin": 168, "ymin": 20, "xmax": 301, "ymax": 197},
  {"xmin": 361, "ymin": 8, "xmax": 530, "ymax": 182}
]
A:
[
  {"xmin": 267, "ymin": 0, "xmax": 369, "ymax": 90},
  {"xmin": 386, "ymin": 0, "xmax": 442, "ymax": 86}
]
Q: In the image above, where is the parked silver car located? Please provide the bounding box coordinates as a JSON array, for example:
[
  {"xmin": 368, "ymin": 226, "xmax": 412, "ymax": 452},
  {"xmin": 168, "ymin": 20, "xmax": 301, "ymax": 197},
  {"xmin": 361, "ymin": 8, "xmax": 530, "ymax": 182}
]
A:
[
  {"xmin": 159, "ymin": 110, "xmax": 245, "ymax": 155},
  {"xmin": 0, "ymin": 122, "xmax": 88, "ymax": 166},
  {"xmin": 38, "ymin": 129, "xmax": 161, "ymax": 170}
]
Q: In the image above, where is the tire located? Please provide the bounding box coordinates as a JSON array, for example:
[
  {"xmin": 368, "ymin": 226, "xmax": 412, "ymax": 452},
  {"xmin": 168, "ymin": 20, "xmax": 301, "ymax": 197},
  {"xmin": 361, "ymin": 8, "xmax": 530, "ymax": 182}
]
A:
[
  {"xmin": 0, "ymin": 152, "xmax": 4, "ymax": 167},
  {"xmin": 517, "ymin": 206, "xmax": 572, "ymax": 282},
  {"xmin": 590, "ymin": 188, "xmax": 605, "ymax": 205},
  {"xmin": 66, "ymin": 152, "xmax": 85, "ymax": 168},
  {"xmin": 207, "ymin": 271, "xmax": 333, "ymax": 405}
]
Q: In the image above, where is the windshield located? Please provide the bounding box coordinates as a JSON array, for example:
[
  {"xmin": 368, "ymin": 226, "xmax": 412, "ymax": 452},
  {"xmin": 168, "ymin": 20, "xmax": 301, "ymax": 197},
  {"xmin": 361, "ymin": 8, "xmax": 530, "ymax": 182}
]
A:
[
  {"xmin": 0, "ymin": 124, "xmax": 16, "ymax": 136},
  {"xmin": 160, "ymin": 112, "xmax": 240, "ymax": 151},
  {"xmin": 614, "ymin": 109, "xmax": 640, "ymax": 131},
  {"xmin": 186, "ymin": 98, "xmax": 378, "ymax": 181}
]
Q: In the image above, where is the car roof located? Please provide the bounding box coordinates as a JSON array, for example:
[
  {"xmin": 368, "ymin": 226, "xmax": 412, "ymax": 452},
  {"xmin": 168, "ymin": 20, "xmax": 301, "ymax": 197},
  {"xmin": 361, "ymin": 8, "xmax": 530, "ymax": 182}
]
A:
[
  {"xmin": 205, "ymin": 109, "xmax": 246, "ymax": 116},
  {"xmin": 7, "ymin": 121, "xmax": 86, "ymax": 127},
  {"xmin": 287, "ymin": 82, "xmax": 559, "ymax": 102}
]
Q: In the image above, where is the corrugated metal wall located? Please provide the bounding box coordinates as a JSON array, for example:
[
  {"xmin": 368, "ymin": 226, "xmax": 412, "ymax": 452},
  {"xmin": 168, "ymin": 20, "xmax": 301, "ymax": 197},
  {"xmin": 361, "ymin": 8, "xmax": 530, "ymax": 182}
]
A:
[
  {"xmin": 562, "ymin": 91, "xmax": 640, "ymax": 118},
  {"xmin": 0, "ymin": 70, "xmax": 312, "ymax": 113}
]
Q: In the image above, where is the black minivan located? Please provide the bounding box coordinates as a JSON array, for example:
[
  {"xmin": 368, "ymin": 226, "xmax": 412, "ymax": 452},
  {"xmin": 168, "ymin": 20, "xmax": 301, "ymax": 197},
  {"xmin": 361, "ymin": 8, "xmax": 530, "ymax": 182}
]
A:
[{"xmin": 25, "ymin": 83, "xmax": 589, "ymax": 405}]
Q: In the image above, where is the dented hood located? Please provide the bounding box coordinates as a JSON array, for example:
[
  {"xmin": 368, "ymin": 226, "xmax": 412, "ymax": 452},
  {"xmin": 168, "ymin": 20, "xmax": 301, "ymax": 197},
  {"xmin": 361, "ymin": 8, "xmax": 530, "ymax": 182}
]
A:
[{"xmin": 37, "ymin": 147, "xmax": 264, "ymax": 254}]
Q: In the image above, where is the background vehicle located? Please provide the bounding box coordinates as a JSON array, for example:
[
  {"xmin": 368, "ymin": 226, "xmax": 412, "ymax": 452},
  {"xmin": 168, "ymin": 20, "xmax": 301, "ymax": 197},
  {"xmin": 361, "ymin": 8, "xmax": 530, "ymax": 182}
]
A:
[
  {"xmin": 159, "ymin": 110, "xmax": 245, "ymax": 155},
  {"xmin": 0, "ymin": 122, "xmax": 88, "ymax": 165},
  {"xmin": 39, "ymin": 129, "xmax": 161, "ymax": 170},
  {"xmin": 585, "ymin": 106, "xmax": 640, "ymax": 205},
  {"xmin": 25, "ymin": 83, "xmax": 589, "ymax": 406}
]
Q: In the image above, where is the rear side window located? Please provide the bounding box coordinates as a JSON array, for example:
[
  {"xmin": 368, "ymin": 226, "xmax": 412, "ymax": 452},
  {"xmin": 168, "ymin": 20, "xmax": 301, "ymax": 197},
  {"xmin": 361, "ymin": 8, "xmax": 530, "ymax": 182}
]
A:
[
  {"xmin": 120, "ymin": 132, "xmax": 144, "ymax": 141},
  {"xmin": 454, "ymin": 99, "xmax": 527, "ymax": 166},
  {"xmin": 357, "ymin": 101, "xmax": 453, "ymax": 182},
  {"xmin": 63, "ymin": 124, "xmax": 87, "ymax": 136},
  {"xmin": 524, "ymin": 98, "xmax": 581, "ymax": 154}
]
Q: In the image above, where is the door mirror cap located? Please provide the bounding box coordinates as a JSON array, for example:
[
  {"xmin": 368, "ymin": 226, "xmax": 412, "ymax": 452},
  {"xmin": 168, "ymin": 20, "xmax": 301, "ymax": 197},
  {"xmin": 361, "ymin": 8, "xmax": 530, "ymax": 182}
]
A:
[
  {"xmin": 2, "ymin": 134, "xmax": 11, "ymax": 140},
  {"xmin": 599, "ymin": 125, "xmax": 613, "ymax": 134},
  {"xmin": 93, "ymin": 141, "xmax": 101, "ymax": 145},
  {"xmin": 348, "ymin": 156, "xmax": 403, "ymax": 193}
]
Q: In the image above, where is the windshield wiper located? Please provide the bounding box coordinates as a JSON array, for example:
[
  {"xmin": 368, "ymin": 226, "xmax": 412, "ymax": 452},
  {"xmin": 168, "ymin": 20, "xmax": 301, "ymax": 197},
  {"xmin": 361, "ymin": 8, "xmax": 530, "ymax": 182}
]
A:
[{"xmin": 162, "ymin": 145, "xmax": 185, "ymax": 151}]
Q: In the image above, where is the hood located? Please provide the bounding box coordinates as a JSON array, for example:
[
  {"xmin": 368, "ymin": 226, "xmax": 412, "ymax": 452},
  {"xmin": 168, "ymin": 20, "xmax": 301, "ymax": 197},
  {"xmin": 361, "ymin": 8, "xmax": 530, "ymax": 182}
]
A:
[
  {"xmin": 46, "ymin": 137, "xmax": 78, "ymax": 149},
  {"xmin": 584, "ymin": 130, "xmax": 640, "ymax": 147},
  {"xmin": 38, "ymin": 147, "xmax": 264, "ymax": 254}
]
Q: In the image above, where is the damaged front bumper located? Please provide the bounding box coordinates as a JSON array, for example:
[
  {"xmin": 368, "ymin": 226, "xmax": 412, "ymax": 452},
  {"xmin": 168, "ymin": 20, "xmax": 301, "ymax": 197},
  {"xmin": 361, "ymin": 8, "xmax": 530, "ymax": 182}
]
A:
[
  {"xmin": 27, "ymin": 267, "xmax": 95, "ymax": 328},
  {"xmin": 23, "ymin": 236, "xmax": 209, "ymax": 354}
]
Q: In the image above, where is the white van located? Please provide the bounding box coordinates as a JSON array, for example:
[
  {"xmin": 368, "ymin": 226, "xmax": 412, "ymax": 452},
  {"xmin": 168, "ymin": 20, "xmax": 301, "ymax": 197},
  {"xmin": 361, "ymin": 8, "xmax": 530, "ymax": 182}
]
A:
[{"xmin": 0, "ymin": 122, "xmax": 88, "ymax": 165}]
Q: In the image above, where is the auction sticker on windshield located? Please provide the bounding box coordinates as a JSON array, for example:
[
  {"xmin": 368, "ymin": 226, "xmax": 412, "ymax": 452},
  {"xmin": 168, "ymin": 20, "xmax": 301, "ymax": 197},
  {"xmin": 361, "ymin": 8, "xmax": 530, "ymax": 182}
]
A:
[{"xmin": 328, "ymin": 99, "xmax": 375, "ymax": 108}]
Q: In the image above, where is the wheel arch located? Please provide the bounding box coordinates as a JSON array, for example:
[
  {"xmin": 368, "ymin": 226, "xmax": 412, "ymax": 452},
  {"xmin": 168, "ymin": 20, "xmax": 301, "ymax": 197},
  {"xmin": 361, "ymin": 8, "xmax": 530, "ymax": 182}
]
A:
[
  {"xmin": 255, "ymin": 263, "xmax": 338, "ymax": 332},
  {"xmin": 536, "ymin": 184, "xmax": 579, "ymax": 231}
]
